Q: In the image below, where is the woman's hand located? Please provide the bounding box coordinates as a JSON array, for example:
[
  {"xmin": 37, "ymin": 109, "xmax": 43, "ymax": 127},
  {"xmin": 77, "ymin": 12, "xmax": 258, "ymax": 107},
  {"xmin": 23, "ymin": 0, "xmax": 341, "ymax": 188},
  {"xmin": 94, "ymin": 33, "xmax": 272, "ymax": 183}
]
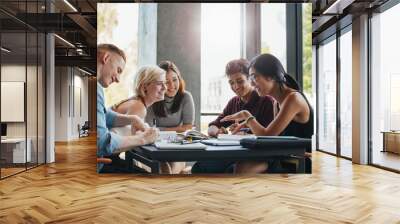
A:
[
  {"xmin": 229, "ymin": 121, "xmax": 247, "ymax": 134},
  {"xmin": 227, "ymin": 121, "xmax": 239, "ymax": 133},
  {"xmin": 208, "ymin": 125, "xmax": 228, "ymax": 137},
  {"xmin": 221, "ymin": 110, "xmax": 252, "ymax": 123}
]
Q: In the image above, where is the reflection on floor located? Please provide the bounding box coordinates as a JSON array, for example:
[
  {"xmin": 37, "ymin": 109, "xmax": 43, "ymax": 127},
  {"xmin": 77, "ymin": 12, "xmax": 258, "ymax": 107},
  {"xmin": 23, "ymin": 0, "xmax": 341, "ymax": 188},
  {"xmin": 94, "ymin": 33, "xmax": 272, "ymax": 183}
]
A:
[
  {"xmin": 0, "ymin": 162, "xmax": 43, "ymax": 178},
  {"xmin": 373, "ymin": 150, "xmax": 400, "ymax": 171},
  {"xmin": 0, "ymin": 167, "xmax": 25, "ymax": 177}
]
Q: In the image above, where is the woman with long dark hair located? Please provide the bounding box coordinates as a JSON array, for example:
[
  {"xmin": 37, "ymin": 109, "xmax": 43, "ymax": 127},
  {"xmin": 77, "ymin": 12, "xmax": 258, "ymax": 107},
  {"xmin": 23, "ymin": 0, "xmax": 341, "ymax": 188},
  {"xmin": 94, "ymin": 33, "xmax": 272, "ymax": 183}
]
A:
[
  {"xmin": 144, "ymin": 61, "xmax": 194, "ymax": 174},
  {"xmin": 221, "ymin": 53, "xmax": 313, "ymax": 173},
  {"xmin": 191, "ymin": 58, "xmax": 275, "ymax": 174},
  {"xmin": 145, "ymin": 60, "xmax": 195, "ymax": 133}
]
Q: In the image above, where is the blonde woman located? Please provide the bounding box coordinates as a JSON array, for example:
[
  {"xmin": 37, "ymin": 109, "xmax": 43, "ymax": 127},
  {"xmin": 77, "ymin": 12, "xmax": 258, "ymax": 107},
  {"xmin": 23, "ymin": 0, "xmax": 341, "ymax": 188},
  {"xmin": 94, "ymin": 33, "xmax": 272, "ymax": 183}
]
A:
[
  {"xmin": 113, "ymin": 65, "xmax": 186, "ymax": 174},
  {"xmin": 113, "ymin": 65, "xmax": 167, "ymax": 120}
]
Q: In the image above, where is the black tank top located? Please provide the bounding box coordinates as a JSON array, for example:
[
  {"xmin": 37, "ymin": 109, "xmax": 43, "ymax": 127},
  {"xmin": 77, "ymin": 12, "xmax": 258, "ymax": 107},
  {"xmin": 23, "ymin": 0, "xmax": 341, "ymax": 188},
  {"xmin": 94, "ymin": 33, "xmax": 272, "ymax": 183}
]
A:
[{"xmin": 279, "ymin": 91, "xmax": 314, "ymax": 141}]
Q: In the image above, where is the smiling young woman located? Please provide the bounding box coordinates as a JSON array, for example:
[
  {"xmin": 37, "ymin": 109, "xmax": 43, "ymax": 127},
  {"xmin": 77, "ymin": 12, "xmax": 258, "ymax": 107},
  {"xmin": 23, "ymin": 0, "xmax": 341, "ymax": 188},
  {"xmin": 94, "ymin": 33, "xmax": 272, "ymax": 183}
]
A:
[
  {"xmin": 144, "ymin": 61, "xmax": 195, "ymax": 174},
  {"xmin": 112, "ymin": 66, "xmax": 167, "ymax": 118},
  {"xmin": 221, "ymin": 53, "xmax": 314, "ymax": 174},
  {"xmin": 191, "ymin": 58, "xmax": 276, "ymax": 174},
  {"xmin": 145, "ymin": 60, "xmax": 195, "ymax": 133}
]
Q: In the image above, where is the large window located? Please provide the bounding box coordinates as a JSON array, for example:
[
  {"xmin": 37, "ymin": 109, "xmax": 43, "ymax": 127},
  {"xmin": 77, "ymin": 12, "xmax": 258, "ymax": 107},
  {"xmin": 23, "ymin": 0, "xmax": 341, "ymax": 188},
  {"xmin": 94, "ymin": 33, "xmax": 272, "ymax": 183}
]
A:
[
  {"xmin": 371, "ymin": 3, "xmax": 400, "ymax": 170},
  {"xmin": 200, "ymin": 3, "xmax": 241, "ymax": 132},
  {"xmin": 317, "ymin": 36, "xmax": 337, "ymax": 154},
  {"xmin": 303, "ymin": 3, "xmax": 312, "ymax": 99},
  {"xmin": 339, "ymin": 28, "xmax": 352, "ymax": 158},
  {"xmin": 200, "ymin": 3, "xmax": 293, "ymax": 133},
  {"xmin": 97, "ymin": 3, "xmax": 139, "ymax": 107},
  {"xmin": 261, "ymin": 4, "xmax": 287, "ymax": 69}
]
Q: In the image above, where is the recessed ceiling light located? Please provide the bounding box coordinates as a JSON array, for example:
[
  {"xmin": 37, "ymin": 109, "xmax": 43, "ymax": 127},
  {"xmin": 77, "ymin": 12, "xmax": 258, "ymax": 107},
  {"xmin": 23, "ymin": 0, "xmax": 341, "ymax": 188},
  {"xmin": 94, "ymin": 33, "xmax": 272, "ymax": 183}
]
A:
[
  {"xmin": 322, "ymin": 0, "xmax": 354, "ymax": 15},
  {"xmin": 1, "ymin": 47, "xmax": 11, "ymax": 53},
  {"xmin": 77, "ymin": 67, "xmax": 92, "ymax": 76},
  {"xmin": 63, "ymin": 0, "xmax": 78, "ymax": 12},
  {"xmin": 54, "ymin": 34, "xmax": 75, "ymax": 48}
]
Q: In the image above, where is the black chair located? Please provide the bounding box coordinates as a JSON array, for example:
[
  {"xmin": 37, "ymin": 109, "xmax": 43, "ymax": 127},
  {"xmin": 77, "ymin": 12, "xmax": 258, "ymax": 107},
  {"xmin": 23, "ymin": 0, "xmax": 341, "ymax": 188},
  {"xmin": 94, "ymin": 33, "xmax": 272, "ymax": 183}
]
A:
[{"xmin": 78, "ymin": 121, "xmax": 90, "ymax": 138}]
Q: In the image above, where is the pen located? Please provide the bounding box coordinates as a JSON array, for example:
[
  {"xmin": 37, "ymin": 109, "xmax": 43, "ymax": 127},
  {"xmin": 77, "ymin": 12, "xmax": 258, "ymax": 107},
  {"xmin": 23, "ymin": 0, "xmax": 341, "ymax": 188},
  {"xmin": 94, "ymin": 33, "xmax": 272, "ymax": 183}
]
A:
[
  {"xmin": 153, "ymin": 118, "xmax": 157, "ymax": 127},
  {"xmin": 239, "ymin": 128, "xmax": 250, "ymax": 133}
]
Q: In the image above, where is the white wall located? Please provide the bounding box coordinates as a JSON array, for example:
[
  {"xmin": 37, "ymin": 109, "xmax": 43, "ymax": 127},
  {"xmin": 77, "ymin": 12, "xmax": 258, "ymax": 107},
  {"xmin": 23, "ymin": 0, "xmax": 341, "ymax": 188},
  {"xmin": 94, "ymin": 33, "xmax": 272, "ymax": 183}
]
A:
[
  {"xmin": 1, "ymin": 64, "xmax": 46, "ymax": 164},
  {"xmin": 1, "ymin": 65, "xmax": 31, "ymax": 137},
  {"xmin": 54, "ymin": 67, "xmax": 89, "ymax": 141}
]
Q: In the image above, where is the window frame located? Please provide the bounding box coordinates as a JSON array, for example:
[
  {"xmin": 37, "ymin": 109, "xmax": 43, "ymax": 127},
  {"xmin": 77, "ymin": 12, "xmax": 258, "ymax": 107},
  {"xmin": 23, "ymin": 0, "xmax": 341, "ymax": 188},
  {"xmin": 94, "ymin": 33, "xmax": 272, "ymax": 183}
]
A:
[{"xmin": 315, "ymin": 22, "xmax": 353, "ymax": 160}]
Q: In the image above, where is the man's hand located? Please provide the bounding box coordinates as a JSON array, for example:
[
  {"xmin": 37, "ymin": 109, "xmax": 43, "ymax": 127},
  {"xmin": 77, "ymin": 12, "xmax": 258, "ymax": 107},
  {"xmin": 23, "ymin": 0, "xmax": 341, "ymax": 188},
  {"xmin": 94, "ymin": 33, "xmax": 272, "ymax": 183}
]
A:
[
  {"xmin": 137, "ymin": 127, "xmax": 159, "ymax": 145},
  {"xmin": 117, "ymin": 127, "xmax": 159, "ymax": 152},
  {"xmin": 129, "ymin": 115, "xmax": 146, "ymax": 133}
]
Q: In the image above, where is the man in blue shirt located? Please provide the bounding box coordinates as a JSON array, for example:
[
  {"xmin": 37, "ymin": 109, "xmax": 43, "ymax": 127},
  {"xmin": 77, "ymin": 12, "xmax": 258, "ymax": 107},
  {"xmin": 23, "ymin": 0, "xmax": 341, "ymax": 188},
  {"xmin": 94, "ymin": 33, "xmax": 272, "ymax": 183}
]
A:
[{"xmin": 97, "ymin": 44, "xmax": 158, "ymax": 172}]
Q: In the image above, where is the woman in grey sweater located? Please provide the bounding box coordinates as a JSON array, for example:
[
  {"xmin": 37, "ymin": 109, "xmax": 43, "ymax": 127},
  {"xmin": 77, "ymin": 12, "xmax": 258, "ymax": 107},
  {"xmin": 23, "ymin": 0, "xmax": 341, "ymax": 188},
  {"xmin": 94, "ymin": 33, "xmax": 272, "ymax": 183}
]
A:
[{"xmin": 145, "ymin": 60, "xmax": 195, "ymax": 133}]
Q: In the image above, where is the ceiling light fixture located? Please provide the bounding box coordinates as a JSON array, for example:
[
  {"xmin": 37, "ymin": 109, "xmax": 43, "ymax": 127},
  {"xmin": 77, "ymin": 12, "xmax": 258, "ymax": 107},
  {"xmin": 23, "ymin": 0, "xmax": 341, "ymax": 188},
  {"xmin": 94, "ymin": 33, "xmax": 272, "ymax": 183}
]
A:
[
  {"xmin": 77, "ymin": 67, "xmax": 92, "ymax": 76},
  {"xmin": 54, "ymin": 34, "xmax": 75, "ymax": 48},
  {"xmin": 322, "ymin": 0, "xmax": 354, "ymax": 15},
  {"xmin": 1, "ymin": 47, "xmax": 11, "ymax": 53},
  {"xmin": 63, "ymin": 0, "xmax": 78, "ymax": 12}
]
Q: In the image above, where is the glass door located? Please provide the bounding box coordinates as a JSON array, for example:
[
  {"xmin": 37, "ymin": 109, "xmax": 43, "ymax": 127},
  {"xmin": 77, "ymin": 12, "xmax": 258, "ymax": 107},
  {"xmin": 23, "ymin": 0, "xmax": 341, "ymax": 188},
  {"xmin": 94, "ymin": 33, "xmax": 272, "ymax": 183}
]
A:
[
  {"xmin": 317, "ymin": 36, "xmax": 337, "ymax": 155},
  {"xmin": 339, "ymin": 27, "xmax": 352, "ymax": 159}
]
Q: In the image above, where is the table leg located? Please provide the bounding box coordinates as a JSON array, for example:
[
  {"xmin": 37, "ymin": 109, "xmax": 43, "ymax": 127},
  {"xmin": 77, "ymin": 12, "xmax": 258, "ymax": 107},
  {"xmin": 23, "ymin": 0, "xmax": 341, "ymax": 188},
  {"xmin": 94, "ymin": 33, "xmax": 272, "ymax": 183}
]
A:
[
  {"xmin": 128, "ymin": 151, "xmax": 161, "ymax": 174},
  {"xmin": 151, "ymin": 162, "xmax": 160, "ymax": 174},
  {"xmin": 297, "ymin": 157, "xmax": 305, "ymax": 173},
  {"xmin": 125, "ymin": 151, "xmax": 134, "ymax": 171}
]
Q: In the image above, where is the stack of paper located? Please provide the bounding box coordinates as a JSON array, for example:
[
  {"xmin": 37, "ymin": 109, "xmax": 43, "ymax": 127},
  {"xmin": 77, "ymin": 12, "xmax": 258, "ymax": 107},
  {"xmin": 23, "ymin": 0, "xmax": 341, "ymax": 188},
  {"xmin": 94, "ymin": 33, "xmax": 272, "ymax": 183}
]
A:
[
  {"xmin": 217, "ymin": 134, "xmax": 256, "ymax": 141},
  {"xmin": 158, "ymin": 131, "xmax": 177, "ymax": 142},
  {"xmin": 201, "ymin": 139, "xmax": 241, "ymax": 146}
]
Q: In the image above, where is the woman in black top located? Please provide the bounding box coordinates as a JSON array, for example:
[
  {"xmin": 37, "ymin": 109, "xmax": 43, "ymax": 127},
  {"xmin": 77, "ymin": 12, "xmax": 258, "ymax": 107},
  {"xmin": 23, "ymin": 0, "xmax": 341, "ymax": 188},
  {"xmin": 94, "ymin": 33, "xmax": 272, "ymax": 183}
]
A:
[{"xmin": 222, "ymin": 53, "xmax": 313, "ymax": 174}]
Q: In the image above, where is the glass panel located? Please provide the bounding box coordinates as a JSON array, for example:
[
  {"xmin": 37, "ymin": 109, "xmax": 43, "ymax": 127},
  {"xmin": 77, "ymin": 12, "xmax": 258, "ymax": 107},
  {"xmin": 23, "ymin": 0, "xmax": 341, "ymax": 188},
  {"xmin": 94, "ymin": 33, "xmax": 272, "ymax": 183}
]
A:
[
  {"xmin": 200, "ymin": 3, "xmax": 240, "ymax": 131},
  {"xmin": 97, "ymin": 3, "xmax": 139, "ymax": 107},
  {"xmin": 339, "ymin": 29, "xmax": 352, "ymax": 158},
  {"xmin": 38, "ymin": 32, "xmax": 45, "ymax": 165},
  {"xmin": 261, "ymin": 3, "xmax": 287, "ymax": 69},
  {"xmin": 27, "ymin": 31, "xmax": 38, "ymax": 169},
  {"xmin": 1, "ymin": 30, "xmax": 28, "ymax": 177},
  {"xmin": 317, "ymin": 37, "xmax": 337, "ymax": 154},
  {"xmin": 312, "ymin": 45, "xmax": 317, "ymax": 151},
  {"xmin": 371, "ymin": 4, "xmax": 400, "ymax": 171}
]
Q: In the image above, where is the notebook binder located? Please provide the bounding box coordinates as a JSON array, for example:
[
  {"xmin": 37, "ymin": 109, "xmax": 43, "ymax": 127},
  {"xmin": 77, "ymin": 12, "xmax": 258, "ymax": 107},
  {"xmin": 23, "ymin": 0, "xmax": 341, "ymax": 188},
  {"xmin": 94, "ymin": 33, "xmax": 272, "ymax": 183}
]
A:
[{"xmin": 240, "ymin": 136, "xmax": 311, "ymax": 149}]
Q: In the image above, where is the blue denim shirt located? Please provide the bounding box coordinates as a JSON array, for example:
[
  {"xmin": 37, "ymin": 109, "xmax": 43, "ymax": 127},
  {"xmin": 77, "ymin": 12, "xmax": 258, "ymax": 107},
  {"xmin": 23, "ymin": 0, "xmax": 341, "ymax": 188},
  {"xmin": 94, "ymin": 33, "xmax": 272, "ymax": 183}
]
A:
[{"xmin": 97, "ymin": 82, "xmax": 122, "ymax": 172}]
